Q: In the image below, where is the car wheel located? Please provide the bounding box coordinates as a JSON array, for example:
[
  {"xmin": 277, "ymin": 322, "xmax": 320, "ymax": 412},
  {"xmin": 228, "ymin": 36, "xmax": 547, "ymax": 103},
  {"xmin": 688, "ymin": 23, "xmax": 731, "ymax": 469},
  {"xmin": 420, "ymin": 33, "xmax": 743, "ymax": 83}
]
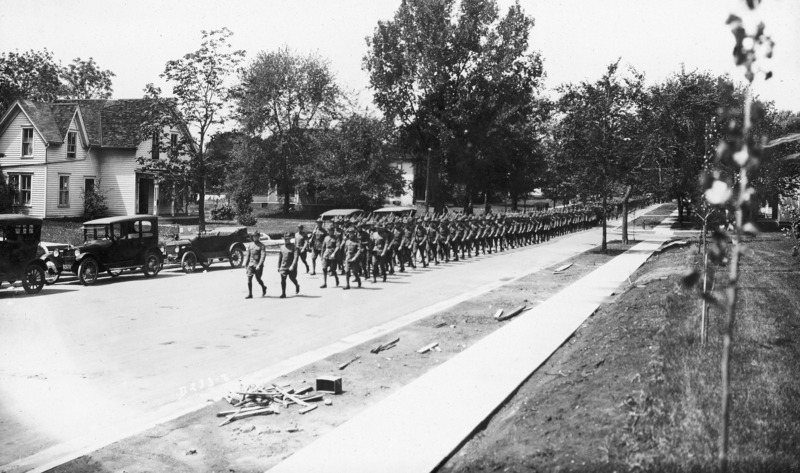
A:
[
  {"xmin": 108, "ymin": 269, "xmax": 122, "ymax": 278},
  {"xmin": 181, "ymin": 251, "xmax": 197, "ymax": 273},
  {"xmin": 229, "ymin": 247, "xmax": 244, "ymax": 268},
  {"xmin": 78, "ymin": 258, "xmax": 100, "ymax": 286},
  {"xmin": 44, "ymin": 260, "xmax": 60, "ymax": 285},
  {"xmin": 22, "ymin": 264, "xmax": 46, "ymax": 294},
  {"xmin": 143, "ymin": 252, "xmax": 161, "ymax": 278}
]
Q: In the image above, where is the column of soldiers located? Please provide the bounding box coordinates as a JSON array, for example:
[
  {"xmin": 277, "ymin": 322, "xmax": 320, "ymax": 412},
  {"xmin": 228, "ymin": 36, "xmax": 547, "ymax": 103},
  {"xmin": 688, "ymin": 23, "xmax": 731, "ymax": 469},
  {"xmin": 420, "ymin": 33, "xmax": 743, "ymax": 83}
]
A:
[{"xmin": 284, "ymin": 206, "xmax": 601, "ymax": 291}]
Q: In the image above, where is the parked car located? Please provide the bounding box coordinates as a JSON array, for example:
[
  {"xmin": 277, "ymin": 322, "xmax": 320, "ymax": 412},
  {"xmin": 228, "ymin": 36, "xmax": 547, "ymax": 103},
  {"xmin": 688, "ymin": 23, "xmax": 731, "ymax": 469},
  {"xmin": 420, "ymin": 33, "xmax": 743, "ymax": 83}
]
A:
[
  {"xmin": 372, "ymin": 206, "xmax": 417, "ymax": 218},
  {"xmin": 318, "ymin": 209, "xmax": 365, "ymax": 221},
  {"xmin": 38, "ymin": 241, "xmax": 73, "ymax": 285},
  {"xmin": 70, "ymin": 215, "xmax": 162, "ymax": 285},
  {"xmin": 161, "ymin": 226, "xmax": 249, "ymax": 273},
  {"xmin": 0, "ymin": 214, "xmax": 47, "ymax": 294}
]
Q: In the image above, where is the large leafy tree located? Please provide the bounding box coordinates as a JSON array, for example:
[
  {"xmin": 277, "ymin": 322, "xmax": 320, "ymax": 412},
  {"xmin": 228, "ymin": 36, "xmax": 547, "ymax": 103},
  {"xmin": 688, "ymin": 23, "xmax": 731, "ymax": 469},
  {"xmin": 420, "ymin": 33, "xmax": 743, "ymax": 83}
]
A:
[
  {"xmin": 550, "ymin": 61, "xmax": 644, "ymax": 251},
  {"xmin": 643, "ymin": 70, "xmax": 732, "ymax": 223},
  {"xmin": 300, "ymin": 114, "xmax": 405, "ymax": 209},
  {"xmin": 234, "ymin": 48, "xmax": 340, "ymax": 214},
  {"xmin": 60, "ymin": 57, "xmax": 115, "ymax": 99},
  {"xmin": 137, "ymin": 28, "xmax": 245, "ymax": 230},
  {"xmin": 0, "ymin": 49, "xmax": 62, "ymax": 114},
  {"xmin": 754, "ymin": 107, "xmax": 800, "ymax": 218},
  {"xmin": 364, "ymin": 0, "xmax": 545, "ymax": 211}
]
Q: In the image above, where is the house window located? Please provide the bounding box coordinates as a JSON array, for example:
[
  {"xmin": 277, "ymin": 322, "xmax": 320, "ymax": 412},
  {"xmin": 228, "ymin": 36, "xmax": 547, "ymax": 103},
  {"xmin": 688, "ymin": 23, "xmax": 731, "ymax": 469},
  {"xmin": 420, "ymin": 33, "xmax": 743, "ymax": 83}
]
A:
[
  {"xmin": 85, "ymin": 178, "xmax": 95, "ymax": 196},
  {"xmin": 151, "ymin": 132, "xmax": 160, "ymax": 160},
  {"xmin": 170, "ymin": 133, "xmax": 178, "ymax": 156},
  {"xmin": 67, "ymin": 132, "xmax": 77, "ymax": 159},
  {"xmin": 9, "ymin": 174, "xmax": 32, "ymax": 206},
  {"xmin": 59, "ymin": 176, "xmax": 70, "ymax": 206},
  {"xmin": 22, "ymin": 128, "xmax": 34, "ymax": 157}
]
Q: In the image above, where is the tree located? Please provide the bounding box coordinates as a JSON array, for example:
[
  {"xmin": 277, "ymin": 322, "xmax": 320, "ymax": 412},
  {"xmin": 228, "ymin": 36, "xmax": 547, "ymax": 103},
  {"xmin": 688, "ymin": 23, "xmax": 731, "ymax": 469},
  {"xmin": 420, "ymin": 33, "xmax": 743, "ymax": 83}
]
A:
[
  {"xmin": 300, "ymin": 114, "xmax": 405, "ymax": 209},
  {"xmin": 60, "ymin": 57, "xmax": 115, "ymax": 99},
  {"xmin": 364, "ymin": 0, "xmax": 545, "ymax": 211},
  {"xmin": 137, "ymin": 28, "xmax": 245, "ymax": 231},
  {"xmin": 753, "ymin": 107, "xmax": 800, "ymax": 218},
  {"xmin": 550, "ymin": 61, "xmax": 644, "ymax": 252},
  {"xmin": 0, "ymin": 49, "xmax": 62, "ymax": 115},
  {"xmin": 235, "ymin": 48, "xmax": 341, "ymax": 215},
  {"xmin": 643, "ymin": 70, "xmax": 734, "ymax": 225}
]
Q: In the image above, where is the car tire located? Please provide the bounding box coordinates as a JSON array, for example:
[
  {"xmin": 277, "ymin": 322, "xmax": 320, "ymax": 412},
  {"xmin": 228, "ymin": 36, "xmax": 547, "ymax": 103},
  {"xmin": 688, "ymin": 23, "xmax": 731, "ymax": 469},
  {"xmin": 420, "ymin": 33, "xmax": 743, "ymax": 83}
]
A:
[
  {"xmin": 44, "ymin": 259, "xmax": 60, "ymax": 285},
  {"xmin": 22, "ymin": 264, "xmax": 46, "ymax": 294},
  {"xmin": 78, "ymin": 258, "xmax": 100, "ymax": 286},
  {"xmin": 143, "ymin": 251, "xmax": 161, "ymax": 278},
  {"xmin": 181, "ymin": 251, "xmax": 197, "ymax": 273},
  {"xmin": 229, "ymin": 247, "xmax": 244, "ymax": 268}
]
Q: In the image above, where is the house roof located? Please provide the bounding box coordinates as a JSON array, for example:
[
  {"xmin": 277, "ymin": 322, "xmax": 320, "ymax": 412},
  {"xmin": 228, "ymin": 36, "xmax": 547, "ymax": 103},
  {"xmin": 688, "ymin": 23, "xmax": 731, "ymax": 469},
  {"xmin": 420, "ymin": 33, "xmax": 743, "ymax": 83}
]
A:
[
  {"xmin": 1, "ymin": 99, "xmax": 179, "ymax": 149},
  {"xmin": 16, "ymin": 100, "xmax": 63, "ymax": 144},
  {"xmin": 49, "ymin": 103, "xmax": 78, "ymax": 138}
]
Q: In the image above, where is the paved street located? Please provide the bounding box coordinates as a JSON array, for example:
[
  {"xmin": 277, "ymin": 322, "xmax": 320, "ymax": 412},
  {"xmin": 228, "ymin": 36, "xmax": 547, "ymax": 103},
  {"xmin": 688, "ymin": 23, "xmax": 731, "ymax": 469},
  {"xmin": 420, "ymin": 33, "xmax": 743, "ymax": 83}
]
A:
[{"xmin": 1, "ymin": 226, "xmax": 612, "ymax": 471}]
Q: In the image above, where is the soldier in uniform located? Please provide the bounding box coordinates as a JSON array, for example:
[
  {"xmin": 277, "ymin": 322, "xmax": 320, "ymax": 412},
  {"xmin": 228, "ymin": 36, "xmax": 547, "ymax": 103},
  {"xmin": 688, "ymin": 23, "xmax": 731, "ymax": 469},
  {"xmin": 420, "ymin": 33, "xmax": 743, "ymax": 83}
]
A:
[
  {"xmin": 343, "ymin": 227, "xmax": 363, "ymax": 289},
  {"xmin": 277, "ymin": 231, "xmax": 300, "ymax": 298},
  {"xmin": 310, "ymin": 218, "xmax": 327, "ymax": 276},
  {"xmin": 371, "ymin": 223, "xmax": 389, "ymax": 282},
  {"xmin": 243, "ymin": 231, "xmax": 267, "ymax": 299},
  {"xmin": 320, "ymin": 225, "xmax": 340, "ymax": 288},
  {"xmin": 294, "ymin": 224, "xmax": 310, "ymax": 273}
]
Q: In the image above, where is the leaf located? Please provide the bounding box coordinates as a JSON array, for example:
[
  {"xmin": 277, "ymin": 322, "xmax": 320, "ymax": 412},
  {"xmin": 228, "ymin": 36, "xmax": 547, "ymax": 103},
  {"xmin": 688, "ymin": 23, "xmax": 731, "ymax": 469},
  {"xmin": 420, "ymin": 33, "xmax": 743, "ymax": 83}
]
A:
[{"xmin": 725, "ymin": 14, "xmax": 742, "ymax": 25}]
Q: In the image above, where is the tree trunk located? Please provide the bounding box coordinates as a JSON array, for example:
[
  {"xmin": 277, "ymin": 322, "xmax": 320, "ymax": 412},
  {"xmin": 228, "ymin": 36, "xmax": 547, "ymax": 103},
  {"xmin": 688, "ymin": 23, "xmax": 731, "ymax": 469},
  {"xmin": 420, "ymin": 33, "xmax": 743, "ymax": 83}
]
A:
[
  {"xmin": 771, "ymin": 194, "xmax": 779, "ymax": 220},
  {"xmin": 677, "ymin": 196, "xmax": 684, "ymax": 225},
  {"xmin": 483, "ymin": 191, "xmax": 489, "ymax": 214},
  {"xmin": 621, "ymin": 185, "xmax": 633, "ymax": 244},
  {"xmin": 198, "ymin": 178, "xmax": 206, "ymax": 231},
  {"xmin": 601, "ymin": 192, "xmax": 608, "ymax": 253},
  {"xmin": 510, "ymin": 190, "xmax": 518, "ymax": 212},
  {"xmin": 701, "ymin": 214, "xmax": 709, "ymax": 346}
]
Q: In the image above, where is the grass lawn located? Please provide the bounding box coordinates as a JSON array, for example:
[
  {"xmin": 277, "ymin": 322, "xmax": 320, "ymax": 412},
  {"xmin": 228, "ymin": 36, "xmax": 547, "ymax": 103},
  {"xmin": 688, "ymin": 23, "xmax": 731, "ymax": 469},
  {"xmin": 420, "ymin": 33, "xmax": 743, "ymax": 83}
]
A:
[{"xmin": 440, "ymin": 232, "xmax": 800, "ymax": 472}]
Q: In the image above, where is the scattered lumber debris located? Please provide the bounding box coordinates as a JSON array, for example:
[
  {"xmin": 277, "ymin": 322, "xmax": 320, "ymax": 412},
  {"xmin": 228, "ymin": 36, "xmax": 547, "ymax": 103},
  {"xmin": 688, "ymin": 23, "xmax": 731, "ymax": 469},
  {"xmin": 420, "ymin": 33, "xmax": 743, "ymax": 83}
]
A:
[
  {"xmin": 433, "ymin": 322, "xmax": 447, "ymax": 329},
  {"xmin": 219, "ymin": 380, "xmax": 333, "ymax": 427},
  {"xmin": 299, "ymin": 405, "xmax": 318, "ymax": 415},
  {"xmin": 338, "ymin": 355, "xmax": 360, "ymax": 370},
  {"xmin": 496, "ymin": 305, "xmax": 528, "ymax": 322},
  {"xmin": 371, "ymin": 337, "xmax": 400, "ymax": 354},
  {"xmin": 492, "ymin": 309, "xmax": 504, "ymax": 319},
  {"xmin": 553, "ymin": 262, "xmax": 573, "ymax": 274},
  {"xmin": 656, "ymin": 240, "xmax": 689, "ymax": 252},
  {"xmin": 417, "ymin": 341, "xmax": 439, "ymax": 353}
]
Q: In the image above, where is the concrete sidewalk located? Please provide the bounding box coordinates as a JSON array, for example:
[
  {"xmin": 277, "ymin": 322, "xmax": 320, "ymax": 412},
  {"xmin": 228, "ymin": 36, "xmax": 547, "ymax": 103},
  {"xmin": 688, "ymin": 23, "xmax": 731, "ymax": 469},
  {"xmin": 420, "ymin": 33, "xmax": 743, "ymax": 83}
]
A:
[{"xmin": 268, "ymin": 217, "xmax": 674, "ymax": 472}]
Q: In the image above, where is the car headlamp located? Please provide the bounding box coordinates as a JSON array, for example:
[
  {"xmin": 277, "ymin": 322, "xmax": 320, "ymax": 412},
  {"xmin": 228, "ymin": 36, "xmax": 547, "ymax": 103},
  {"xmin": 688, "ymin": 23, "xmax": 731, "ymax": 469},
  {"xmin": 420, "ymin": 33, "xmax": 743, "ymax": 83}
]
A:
[
  {"xmin": 74, "ymin": 249, "xmax": 81, "ymax": 258},
  {"xmin": 53, "ymin": 249, "xmax": 60, "ymax": 257},
  {"xmin": 175, "ymin": 246, "xmax": 181, "ymax": 253}
]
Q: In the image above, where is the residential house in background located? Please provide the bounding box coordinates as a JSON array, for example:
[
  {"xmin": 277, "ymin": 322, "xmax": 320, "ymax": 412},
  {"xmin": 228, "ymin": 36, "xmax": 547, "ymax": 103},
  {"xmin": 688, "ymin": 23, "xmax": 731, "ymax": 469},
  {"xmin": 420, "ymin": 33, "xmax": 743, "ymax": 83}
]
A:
[{"xmin": 0, "ymin": 99, "xmax": 189, "ymax": 218}]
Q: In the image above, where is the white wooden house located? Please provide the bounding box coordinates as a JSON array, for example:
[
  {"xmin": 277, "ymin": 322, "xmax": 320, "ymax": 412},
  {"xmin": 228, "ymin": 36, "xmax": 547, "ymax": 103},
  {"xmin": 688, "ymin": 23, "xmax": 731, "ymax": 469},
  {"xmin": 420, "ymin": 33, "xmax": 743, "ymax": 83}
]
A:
[{"xmin": 0, "ymin": 99, "xmax": 189, "ymax": 218}]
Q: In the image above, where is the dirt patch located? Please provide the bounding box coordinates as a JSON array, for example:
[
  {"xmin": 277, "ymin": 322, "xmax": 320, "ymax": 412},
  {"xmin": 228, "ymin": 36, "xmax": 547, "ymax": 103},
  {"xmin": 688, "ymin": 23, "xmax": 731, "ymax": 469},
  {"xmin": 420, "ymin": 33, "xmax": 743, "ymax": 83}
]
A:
[{"xmin": 50, "ymin": 241, "xmax": 635, "ymax": 473}]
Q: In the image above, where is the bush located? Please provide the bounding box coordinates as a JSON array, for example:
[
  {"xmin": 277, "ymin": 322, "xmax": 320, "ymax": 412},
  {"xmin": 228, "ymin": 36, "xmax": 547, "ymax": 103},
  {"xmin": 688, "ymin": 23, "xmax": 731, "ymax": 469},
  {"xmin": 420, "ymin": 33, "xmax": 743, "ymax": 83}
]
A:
[
  {"xmin": 83, "ymin": 183, "xmax": 109, "ymax": 219},
  {"xmin": 231, "ymin": 186, "xmax": 256, "ymax": 226},
  {"xmin": 210, "ymin": 204, "xmax": 235, "ymax": 221},
  {"xmin": 237, "ymin": 212, "xmax": 257, "ymax": 226}
]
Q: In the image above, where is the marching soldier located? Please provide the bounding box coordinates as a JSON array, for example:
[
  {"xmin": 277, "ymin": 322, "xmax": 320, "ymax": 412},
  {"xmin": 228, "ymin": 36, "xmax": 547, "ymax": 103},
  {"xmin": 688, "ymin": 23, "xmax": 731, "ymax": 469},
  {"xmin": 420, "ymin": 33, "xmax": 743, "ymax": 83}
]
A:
[
  {"xmin": 310, "ymin": 218, "xmax": 327, "ymax": 276},
  {"xmin": 243, "ymin": 231, "xmax": 267, "ymax": 299},
  {"xmin": 277, "ymin": 231, "xmax": 300, "ymax": 298}
]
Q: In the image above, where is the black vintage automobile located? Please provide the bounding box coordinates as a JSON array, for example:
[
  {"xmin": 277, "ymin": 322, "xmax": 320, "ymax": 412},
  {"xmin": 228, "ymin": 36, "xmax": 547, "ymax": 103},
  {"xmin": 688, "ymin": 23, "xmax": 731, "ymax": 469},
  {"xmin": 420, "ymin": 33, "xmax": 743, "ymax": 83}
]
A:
[
  {"xmin": 39, "ymin": 241, "xmax": 73, "ymax": 284},
  {"xmin": 162, "ymin": 226, "xmax": 248, "ymax": 273},
  {"xmin": 0, "ymin": 214, "xmax": 47, "ymax": 294},
  {"xmin": 70, "ymin": 215, "xmax": 162, "ymax": 285}
]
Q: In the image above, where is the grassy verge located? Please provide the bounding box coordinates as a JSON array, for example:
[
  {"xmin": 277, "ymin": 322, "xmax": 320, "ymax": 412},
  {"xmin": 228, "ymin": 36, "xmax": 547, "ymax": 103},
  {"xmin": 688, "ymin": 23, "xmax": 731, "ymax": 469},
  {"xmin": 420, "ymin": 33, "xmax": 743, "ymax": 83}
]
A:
[{"xmin": 440, "ymin": 233, "xmax": 800, "ymax": 472}]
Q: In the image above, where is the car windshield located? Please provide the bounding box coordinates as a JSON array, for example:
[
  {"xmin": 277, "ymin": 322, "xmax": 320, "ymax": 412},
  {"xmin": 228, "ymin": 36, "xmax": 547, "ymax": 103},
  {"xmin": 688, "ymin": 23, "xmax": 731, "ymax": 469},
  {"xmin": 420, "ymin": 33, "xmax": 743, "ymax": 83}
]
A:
[{"xmin": 83, "ymin": 224, "xmax": 111, "ymax": 242}]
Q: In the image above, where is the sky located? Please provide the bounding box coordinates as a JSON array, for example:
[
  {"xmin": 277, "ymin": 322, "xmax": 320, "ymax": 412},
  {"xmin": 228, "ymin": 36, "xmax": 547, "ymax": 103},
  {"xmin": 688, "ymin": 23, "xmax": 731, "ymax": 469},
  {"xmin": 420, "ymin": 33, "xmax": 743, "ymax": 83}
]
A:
[{"xmin": 1, "ymin": 0, "xmax": 799, "ymax": 114}]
